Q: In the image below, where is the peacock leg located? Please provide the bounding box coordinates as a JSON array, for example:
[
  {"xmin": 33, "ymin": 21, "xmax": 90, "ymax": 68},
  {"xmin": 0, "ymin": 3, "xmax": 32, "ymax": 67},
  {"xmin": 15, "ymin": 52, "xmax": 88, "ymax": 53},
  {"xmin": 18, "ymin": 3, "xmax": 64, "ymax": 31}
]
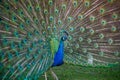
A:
[
  {"xmin": 44, "ymin": 72, "xmax": 47, "ymax": 80},
  {"xmin": 50, "ymin": 68, "xmax": 59, "ymax": 80}
]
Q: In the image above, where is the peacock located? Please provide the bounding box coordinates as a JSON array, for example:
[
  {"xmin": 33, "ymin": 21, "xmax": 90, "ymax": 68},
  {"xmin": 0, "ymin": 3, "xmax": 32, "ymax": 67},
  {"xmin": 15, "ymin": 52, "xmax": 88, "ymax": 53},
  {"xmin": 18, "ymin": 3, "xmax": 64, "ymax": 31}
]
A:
[{"xmin": 0, "ymin": 0, "xmax": 120, "ymax": 80}]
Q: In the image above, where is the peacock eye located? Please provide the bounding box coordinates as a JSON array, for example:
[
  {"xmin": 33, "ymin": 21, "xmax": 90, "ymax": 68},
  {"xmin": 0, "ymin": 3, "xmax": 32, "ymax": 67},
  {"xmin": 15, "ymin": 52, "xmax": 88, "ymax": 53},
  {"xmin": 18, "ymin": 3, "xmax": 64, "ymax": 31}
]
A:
[
  {"xmin": 55, "ymin": 9, "xmax": 59, "ymax": 14},
  {"xmin": 49, "ymin": 16, "xmax": 53, "ymax": 21},
  {"xmin": 73, "ymin": 1, "xmax": 78, "ymax": 7},
  {"xmin": 58, "ymin": 20, "xmax": 62, "ymax": 25},
  {"xmin": 49, "ymin": 0, "xmax": 53, "ymax": 5},
  {"xmin": 111, "ymin": 26, "xmax": 117, "ymax": 32},
  {"xmin": 44, "ymin": 9, "xmax": 48, "ymax": 14},
  {"xmin": 61, "ymin": 4, "xmax": 66, "ymax": 10}
]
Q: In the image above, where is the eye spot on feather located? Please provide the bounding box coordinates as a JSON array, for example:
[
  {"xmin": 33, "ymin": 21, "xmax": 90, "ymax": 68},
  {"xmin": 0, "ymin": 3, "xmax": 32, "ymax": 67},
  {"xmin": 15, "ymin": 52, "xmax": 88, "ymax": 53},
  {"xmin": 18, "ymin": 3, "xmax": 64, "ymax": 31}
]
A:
[
  {"xmin": 89, "ymin": 15, "xmax": 95, "ymax": 22},
  {"xmin": 84, "ymin": 0, "xmax": 90, "ymax": 7},
  {"xmin": 78, "ymin": 14, "xmax": 84, "ymax": 20},
  {"xmin": 112, "ymin": 13, "xmax": 118, "ymax": 19},
  {"xmin": 49, "ymin": 16, "xmax": 54, "ymax": 21},
  {"xmin": 73, "ymin": 1, "xmax": 78, "ymax": 7},
  {"xmin": 87, "ymin": 38, "xmax": 92, "ymax": 44},
  {"xmin": 94, "ymin": 43, "xmax": 99, "ymax": 48},
  {"xmin": 61, "ymin": 4, "xmax": 66, "ymax": 10},
  {"xmin": 44, "ymin": 9, "xmax": 48, "ymax": 14},
  {"xmin": 99, "ymin": 8, "xmax": 105, "ymax": 14},
  {"xmin": 99, "ymin": 51, "xmax": 104, "ymax": 56},
  {"xmin": 69, "ymin": 49, "xmax": 73, "ymax": 53},
  {"xmin": 80, "ymin": 27, "xmax": 85, "ymax": 33},
  {"xmin": 79, "ymin": 37, "xmax": 83, "ymax": 42},
  {"xmin": 55, "ymin": 9, "xmax": 59, "ymax": 14},
  {"xmin": 111, "ymin": 26, "xmax": 117, "ymax": 32},
  {"xmin": 101, "ymin": 19, "xmax": 107, "ymax": 26},
  {"xmin": 68, "ymin": 35, "xmax": 72, "ymax": 40},
  {"xmin": 108, "ymin": 38, "xmax": 113, "ymax": 45},
  {"xmin": 69, "ymin": 27, "xmax": 74, "ymax": 32},
  {"xmin": 89, "ymin": 29, "xmax": 95, "ymax": 35},
  {"xmin": 48, "ymin": 0, "xmax": 53, "ymax": 5},
  {"xmin": 36, "ymin": 5, "xmax": 41, "ymax": 11},
  {"xmin": 58, "ymin": 20, "xmax": 62, "ymax": 25},
  {"xmin": 99, "ymin": 33, "xmax": 104, "ymax": 39}
]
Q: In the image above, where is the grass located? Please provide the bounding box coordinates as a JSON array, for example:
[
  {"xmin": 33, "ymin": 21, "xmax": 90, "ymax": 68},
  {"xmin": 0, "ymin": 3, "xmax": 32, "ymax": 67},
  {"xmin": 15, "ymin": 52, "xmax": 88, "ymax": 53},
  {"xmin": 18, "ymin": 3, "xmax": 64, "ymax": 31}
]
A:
[{"xmin": 39, "ymin": 63, "xmax": 120, "ymax": 80}]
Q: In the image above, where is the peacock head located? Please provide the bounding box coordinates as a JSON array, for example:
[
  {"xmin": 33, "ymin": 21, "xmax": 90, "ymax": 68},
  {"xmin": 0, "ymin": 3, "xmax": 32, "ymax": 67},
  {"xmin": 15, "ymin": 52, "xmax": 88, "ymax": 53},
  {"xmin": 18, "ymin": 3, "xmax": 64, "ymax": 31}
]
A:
[{"xmin": 61, "ymin": 31, "xmax": 68, "ymax": 41}]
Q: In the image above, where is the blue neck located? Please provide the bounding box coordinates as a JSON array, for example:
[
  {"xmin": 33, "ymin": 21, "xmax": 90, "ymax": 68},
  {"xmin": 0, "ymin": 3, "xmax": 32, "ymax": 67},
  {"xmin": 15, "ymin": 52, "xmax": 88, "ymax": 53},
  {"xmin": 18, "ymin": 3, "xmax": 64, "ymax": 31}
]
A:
[{"xmin": 52, "ymin": 40, "xmax": 64, "ymax": 67}]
